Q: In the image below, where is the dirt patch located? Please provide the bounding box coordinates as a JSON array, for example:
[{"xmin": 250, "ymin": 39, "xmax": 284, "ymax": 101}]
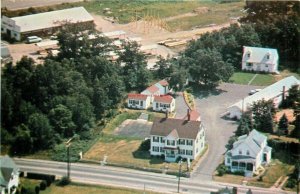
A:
[
  {"xmin": 164, "ymin": 12, "xmax": 198, "ymax": 22},
  {"xmin": 114, "ymin": 119, "xmax": 152, "ymax": 138},
  {"xmin": 193, "ymin": 7, "xmax": 209, "ymax": 14}
]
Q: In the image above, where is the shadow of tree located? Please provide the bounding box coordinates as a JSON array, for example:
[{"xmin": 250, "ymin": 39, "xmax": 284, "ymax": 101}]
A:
[{"xmin": 188, "ymin": 82, "xmax": 227, "ymax": 99}]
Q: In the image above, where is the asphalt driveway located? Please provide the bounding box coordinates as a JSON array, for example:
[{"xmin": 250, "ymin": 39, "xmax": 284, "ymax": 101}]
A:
[
  {"xmin": 175, "ymin": 92, "xmax": 190, "ymax": 119},
  {"xmin": 191, "ymin": 83, "xmax": 264, "ymax": 181}
]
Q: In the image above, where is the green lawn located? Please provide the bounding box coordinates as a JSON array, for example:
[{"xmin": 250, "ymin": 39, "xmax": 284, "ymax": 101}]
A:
[
  {"xmin": 247, "ymin": 159, "xmax": 294, "ymax": 188},
  {"xmin": 229, "ymin": 72, "xmax": 255, "ymax": 85},
  {"xmin": 229, "ymin": 72, "xmax": 276, "ymax": 86},
  {"xmin": 250, "ymin": 74, "xmax": 276, "ymax": 86},
  {"xmin": 41, "ymin": 182, "xmax": 162, "ymax": 194}
]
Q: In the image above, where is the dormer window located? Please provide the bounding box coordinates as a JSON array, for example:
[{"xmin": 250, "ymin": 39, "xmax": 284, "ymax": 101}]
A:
[
  {"xmin": 266, "ymin": 51, "xmax": 271, "ymax": 60},
  {"xmin": 247, "ymin": 150, "xmax": 250, "ymax": 155},
  {"xmin": 247, "ymin": 50, "xmax": 251, "ymax": 58},
  {"xmin": 239, "ymin": 150, "xmax": 242, "ymax": 155}
]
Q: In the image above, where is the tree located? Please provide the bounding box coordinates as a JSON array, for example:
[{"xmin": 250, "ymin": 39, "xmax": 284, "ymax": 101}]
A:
[
  {"xmin": 28, "ymin": 113, "xmax": 54, "ymax": 150},
  {"xmin": 284, "ymin": 85, "xmax": 300, "ymax": 108},
  {"xmin": 236, "ymin": 112, "xmax": 253, "ymax": 136},
  {"xmin": 118, "ymin": 41, "xmax": 150, "ymax": 92},
  {"xmin": 49, "ymin": 104, "xmax": 75, "ymax": 137},
  {"xmin": 291, "ymin": 114, "xmax": 300, "ymax": 138},
  {"xmin": 278, "ymin": 113, "xmax": 289, "ymax": 135},
  {"xmin": 251, "ymin": 99, "xmax": 275, "ymax": 133},
  {"xmin": 153, "ymin": 56, "xmax": 172, "ymax": 79},
  {"xmin": 188, "ymin": 49, "xmax": 233, "ymax": 87},
  {"xmin": 226, "ymin": 136, "xmax": 238, "ymax": 150},
  {"xmin": 11, "ymin": 124, "xmax": 33, "ymax": 155}
]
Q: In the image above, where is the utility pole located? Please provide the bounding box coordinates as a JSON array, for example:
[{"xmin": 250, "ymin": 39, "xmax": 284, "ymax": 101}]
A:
[
  {"xmin": 65, "ymin": 137, "xmax": 74, "ymax": 180},
  {"xmin": 297, "ymin": 170, "xmax": 299, "ymax": 194},
  {"xmin": 177, "ymin": 159, "xmax": 182, "ymax": 193}
]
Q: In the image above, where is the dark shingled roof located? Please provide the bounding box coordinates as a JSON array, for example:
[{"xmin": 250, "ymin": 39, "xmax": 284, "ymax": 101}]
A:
[{"xmin": 150, "ymin": 117, "xmax": 202, "ymax": 139}]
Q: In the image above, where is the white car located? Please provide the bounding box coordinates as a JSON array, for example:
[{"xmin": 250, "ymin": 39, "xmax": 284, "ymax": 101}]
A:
[
  {"xmin": 249, "ymin": 89, "xmax": 262, "ymax": 95},
  {"xmin": 26, "ymin": 36, "xmax": 42, "ymax": 43}
]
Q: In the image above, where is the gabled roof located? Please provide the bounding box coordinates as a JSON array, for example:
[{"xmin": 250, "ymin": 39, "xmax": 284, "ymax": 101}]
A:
[
  {"xmin": 0, "ymin": 156, "xmax": 19, "ymax": 187},
  {"xmin": 243, "ymin": 46, "xmax": 278, "ymax": 64},
  {"xmin": 128, "ymin": 93, "xmax": 149, "ymax": 100},
  {"xmin": 10, "ymin": 7, "xmax": 93, "ymax": 33},
  {"xmin": 232, "ymin": 129, "xmax": 267, "ymax": 157},
  {"xmin": 166, "ymin": 129, "xmax": 179, "ymax": 139},
  {"xmin": 150, "ymin": 117, "xmax": 202, "ymax": 139},
  {"xmin": 143, "ymin": 85, "xmax": 160, "ymax": 94},
  {"xmin": 228, "ymin": 76, "xmax": 300, "ymax": 111},
  {"xmin": 154, "ymin": 95, "xmax": 174, "ymax": 104},
  {"xmin": 158, "ymin": 79, "xmax": 169, "ymax": 86}
]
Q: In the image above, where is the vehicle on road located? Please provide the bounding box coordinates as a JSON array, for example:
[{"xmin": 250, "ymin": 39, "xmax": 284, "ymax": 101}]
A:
[
  {"xmin": 26, "ymin": 36, "xmax": 42, "ymax": 43},
  {"xmin": 249, "ymin": 89, "xmax": 262, "ymax": 95}
]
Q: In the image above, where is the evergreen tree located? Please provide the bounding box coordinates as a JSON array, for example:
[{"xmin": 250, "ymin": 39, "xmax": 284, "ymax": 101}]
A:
[
  {"xmin": 236, "ymin": 112, "xmax": 253, "ymax": 136},
  {"xmin": 278, "ymin": 113, "xmax": 289, "ymax": 135}
]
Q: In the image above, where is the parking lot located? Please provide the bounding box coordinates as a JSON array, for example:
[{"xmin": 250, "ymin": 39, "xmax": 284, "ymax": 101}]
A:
[{"xmin": 191, "ymin": 83, "xmax": 264, "ymax": 181}]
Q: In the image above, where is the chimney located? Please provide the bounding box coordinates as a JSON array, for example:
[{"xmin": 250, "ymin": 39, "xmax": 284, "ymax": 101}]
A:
[
  {"xmin": 187, "ymin": 109, "xmax": 190, "ymax": 121},
  {"xmin": 165, "ymin": 110, "xmax": 169, "ymax": 118},
  {"xmin": 282, "ymin": 86, "xmax": 286, "ymax": 101}
]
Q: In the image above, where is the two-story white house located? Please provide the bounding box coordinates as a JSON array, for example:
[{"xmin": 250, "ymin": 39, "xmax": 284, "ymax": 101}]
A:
[
  {"xmin": 0, "ymin": 156, "xmax": 19, "ymax": 194},
  {"xmin": 152, "ymin": 95, "xmax": 175, "ymax": 113},
  {"xmin": 150, "ymin": 116, "xmax": 205, "ymax": 162},
  {"xmin": 242, "ymin": 46, "xmax": 279, "ymax": 73},
  {"xmin": 225, "ymin": 130, "xmax": 272, "ymax": 177},
  {"xmin": 127, "ymin": 93, "xmax": 151, "ymax": 109},
  {"xmin": 154, "ymin": 79, "xmax": 170, "ymax": 95}
]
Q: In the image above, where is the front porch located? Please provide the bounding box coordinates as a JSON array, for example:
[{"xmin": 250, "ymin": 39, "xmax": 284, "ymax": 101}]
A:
[
  {"xmin": 230, "ymin": 161, "xmax": 255, "ymax": 176},
  {"xmin": 164, "ymin": 147, "xmax": 179, "ymax": 162}
]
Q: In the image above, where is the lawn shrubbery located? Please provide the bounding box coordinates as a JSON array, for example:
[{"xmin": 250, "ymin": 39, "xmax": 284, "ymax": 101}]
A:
[{"xmin": 217, "ymin": 164, "xmax": 228, "ymax": 176}]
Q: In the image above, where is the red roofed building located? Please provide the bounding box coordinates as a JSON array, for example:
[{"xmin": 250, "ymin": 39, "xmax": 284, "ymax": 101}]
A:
[
  {"xmin": 155, "ymin": 79, "xmax": 170, "ymax": 95},
  {"xmin": 184, "ymin": 109, "xmax": 201, "ymax": 121},
  {"xmin": 127, "ymin": 93, "xmax": 151, "ymax": 109},
  {"xmin": 153, "ymin": 95, "xmax": 175, "ymax": 112},
  {"xmin": 141, "ymin": 85, "xmax": 160, "ymax": 102}
]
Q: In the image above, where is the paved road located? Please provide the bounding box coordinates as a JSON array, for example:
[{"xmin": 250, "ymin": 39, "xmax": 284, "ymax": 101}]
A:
[
  {"xmin": 15, "ymin": 158, "xmax": 291, "ymax": 194},
  {"xmin": 175, "ymin": 92, "xmax": 190, "ymax": 119},
  {"xmin": 1, "ymin": 0, "xmax": 84, "ymax": 10},
  {"xmin": 192, "ymin": 83, "xmax": 264, "ymax": 180}
]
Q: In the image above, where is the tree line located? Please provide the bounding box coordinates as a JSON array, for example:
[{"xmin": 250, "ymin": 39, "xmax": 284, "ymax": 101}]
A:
[{"xmin": 1, "ymin": 23, "xmax": 151, "ymax": 154}]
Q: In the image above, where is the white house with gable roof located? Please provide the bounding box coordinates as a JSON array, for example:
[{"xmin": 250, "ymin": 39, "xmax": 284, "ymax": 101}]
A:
[
  {"xmin": 242, "ymin": 46, "xmax": 279, "ymax": 73},
  {"xmin": 150, "ymin": 114, "xmax": 205, "ymax": 162},
  {"xmin": 225, "ymin": 130, "xmax": 272, "ymax": 177},
  {"xmin": 0, "ymin": 156, "xmax": 19, "ymax": 194}
]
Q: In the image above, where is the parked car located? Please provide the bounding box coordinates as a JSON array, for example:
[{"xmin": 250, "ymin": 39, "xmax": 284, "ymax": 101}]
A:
[
  {"xmin": 50, "ymin": 35, "xmax": 57, "ymax": 40},
  {"xmin": 26, "ymin": 36, "xmax": 42, "ymax": 43},
  {"xmin": 249, "ymin": 89, "xmax": 262, "ymax": 95}
]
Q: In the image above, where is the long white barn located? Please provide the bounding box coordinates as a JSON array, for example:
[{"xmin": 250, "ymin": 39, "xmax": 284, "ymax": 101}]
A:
[{"xmin": 227, "ymin": 76, "xmax": 300, "ymax": 119}]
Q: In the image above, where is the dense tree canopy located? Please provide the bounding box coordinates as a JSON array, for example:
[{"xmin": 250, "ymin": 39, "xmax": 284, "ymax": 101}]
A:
[
  {"xmin": 1, "ymin": 23, "xmax": 151, "ymax": 154},
  {"xmin": 251, "ymin": 99, "xmax": 275, "ymax": 133}
]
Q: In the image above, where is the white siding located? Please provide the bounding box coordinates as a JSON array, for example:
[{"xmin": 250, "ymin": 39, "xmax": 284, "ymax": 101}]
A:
[
  {"xmin": 152, "ymin": 99, "xmax": 175, "ymax": 112},
  {"xmin": 127, "ymin": 97, "xmax": 150, "ymax": 110}
]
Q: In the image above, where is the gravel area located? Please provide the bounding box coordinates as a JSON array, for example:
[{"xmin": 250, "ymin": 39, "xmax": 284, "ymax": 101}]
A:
[{"xmin": 114, "ymin": 119, "xmax": 152, "ymax": 139}]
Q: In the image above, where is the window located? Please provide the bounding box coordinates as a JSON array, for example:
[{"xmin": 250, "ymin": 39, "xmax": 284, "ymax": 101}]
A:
[
  {"xmin": 265, "ymin": 64, "xmax": 268, "ymax": 68},
  {"xmin": 266, "ymin": 54, "xmax": 270, "ymax": 60},
  {"xmin": 239, "ymin": 150, "xmax": 242, "ymax": 155},
  {"xmin": 167, "ymin": 140, "xmax": 175, "ymax": 146},
  {"xmin": 227, "ymin": 158, "xmax": 230, "ymax": 164},
  {"xmin": 160, "ymin": 103, "xmax": 170, "ymax": 108},
  {"xmin": 152, "ymin": 146, "xmax": 159, "ymax": 152},
  {"xmin": 129, "ymin": 100, "xmax": 139, "ymax": 105},
  {"xmin": 196, "ymin": 148, "xmax": 198, "ymax": 153},
  {"xmin": 247, "ymin": 53, "xmax": 251, "ymax": 58},
  {"xmin": 179, "ymin": 149, "xmax": 185, "ymax": 155},
  {"xmin": 152, "ymin": 136, "xmax": 159, "ymax": 142},
  {"xmin": 232, "ymin": 161, "xmax": 238, "ymax": 167},
  {"xmin": 160, "ymin": 137, "xmax": 165, "ymax": 143},
  {"xmin": 187, "ymin": 140, "xmax": 193, "ymax": 146},
  {"xmin": 178, "ymin": 139, "xmax": 185, "ymax": 145},
  {"xmin": 140, "ymin": 100, "xmax": 143, "ymax": 106},
  {"xmin": 246, "ymin": 62, "xmax": 253, "ymax": 67},
  {"xmin": 160, "ymin": 147, "xmax": 164, "ymax": 152},
  {"xmin": 156, "ymin": 102, "xmax": 158, "ymax": 108},
  {"xmin": 186, "ymin": 150, "xmax": 193, "ymax": 156},
  {"xmin": 246, "ymin": 150, "xmax": 250, "ymax": 155}
]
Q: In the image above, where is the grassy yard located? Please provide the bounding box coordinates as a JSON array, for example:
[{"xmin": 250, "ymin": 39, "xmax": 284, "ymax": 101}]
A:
[
  {"xmin": 167, "ymin": 1, "xmax": 244, "ymax": 31},
  {"xmin": 247, "ymin": 159, "xmax": 294, "ymax": 188},
  {"xmin": 213, "ymin": 174, "xmax": 245, "ymax": 185},
  {"xmin": 41, "ymin": 182, "xmax": 162, "ymax": 194},
  {"xmin": 83, "ymin": 137, "xmax": 184, "ymax": 172},
  {"xmin": 229, "ymin": 72, "xmax": 276, "ymax": 86}
]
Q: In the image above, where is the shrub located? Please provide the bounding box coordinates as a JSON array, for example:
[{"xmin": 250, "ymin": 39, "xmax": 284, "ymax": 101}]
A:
[
  {"xmin": 57, "ymin": 176, "xmax": 71, "ymax": 186},
  {"xmin": 39, "ymin": 180, "xmax": 47, "ymax": 190},
  {"xmin": 217, "ymin": 164, "xmax": 228, "ymax": 176},
  {"xmin": 21, "ymin": 187, "xmax": 27, "ymax": 194},
  {"xmin": 286, "ymin": 178, "xmax": 297, "ymax": 188},
  {"xmin": 139, "ymin": 139, "xmax": 150, "ymax": 151},
  {"xmin": 35, "ymin": 186, "xmax": 40, "ymax": 194}
]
